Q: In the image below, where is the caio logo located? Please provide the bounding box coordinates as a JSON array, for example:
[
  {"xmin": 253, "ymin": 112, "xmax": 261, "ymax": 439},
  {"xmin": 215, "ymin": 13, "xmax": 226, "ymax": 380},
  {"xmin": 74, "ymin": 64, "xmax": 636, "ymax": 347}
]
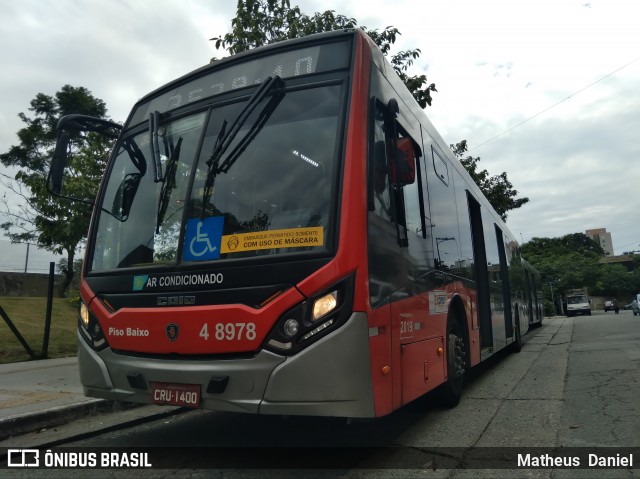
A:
[
  {"xmin": 166, "ymin": 323, "xmax": 179, "ymax": 342},
  {"xmin": 157, "ymin": 295, "xmax": 196, "ymax": 306}
]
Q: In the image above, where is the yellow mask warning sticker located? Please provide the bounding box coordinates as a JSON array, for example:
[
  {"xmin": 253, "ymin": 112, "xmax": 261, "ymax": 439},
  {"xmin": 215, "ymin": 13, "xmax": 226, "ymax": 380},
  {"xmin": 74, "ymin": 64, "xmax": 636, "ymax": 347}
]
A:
[{"xmin": 220, "ymin": 226, "xmax": 324, "ymax": 254}]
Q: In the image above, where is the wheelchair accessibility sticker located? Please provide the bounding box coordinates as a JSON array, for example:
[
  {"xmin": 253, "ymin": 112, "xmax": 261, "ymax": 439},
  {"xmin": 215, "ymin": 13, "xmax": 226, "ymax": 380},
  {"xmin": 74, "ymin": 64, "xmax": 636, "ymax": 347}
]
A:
[{"xmin": 183, "ymin": 217, "xmax": 224, "ymax": 261}]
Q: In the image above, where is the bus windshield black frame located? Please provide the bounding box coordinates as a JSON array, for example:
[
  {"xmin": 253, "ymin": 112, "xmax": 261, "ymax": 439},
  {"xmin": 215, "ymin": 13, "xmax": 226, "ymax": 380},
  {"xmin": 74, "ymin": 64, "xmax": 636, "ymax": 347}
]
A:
[{"xmin": 87, "ymin": 38, "xmax": 353, "ymax": 274}]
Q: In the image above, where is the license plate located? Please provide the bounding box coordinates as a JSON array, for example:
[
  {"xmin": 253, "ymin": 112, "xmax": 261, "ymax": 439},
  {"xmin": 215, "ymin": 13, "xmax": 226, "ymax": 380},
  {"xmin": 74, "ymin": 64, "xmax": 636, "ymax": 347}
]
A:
[{"xmin": 151, "ymin": 382, "xmax": 201, "ymax": 408}]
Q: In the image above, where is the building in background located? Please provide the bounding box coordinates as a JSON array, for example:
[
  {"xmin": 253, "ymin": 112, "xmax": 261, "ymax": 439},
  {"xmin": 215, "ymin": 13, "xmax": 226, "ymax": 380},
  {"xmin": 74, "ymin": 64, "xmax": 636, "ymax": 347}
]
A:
[{"xmin": 585, "ymin": 228, "xmax": 614, "ymax": 256}]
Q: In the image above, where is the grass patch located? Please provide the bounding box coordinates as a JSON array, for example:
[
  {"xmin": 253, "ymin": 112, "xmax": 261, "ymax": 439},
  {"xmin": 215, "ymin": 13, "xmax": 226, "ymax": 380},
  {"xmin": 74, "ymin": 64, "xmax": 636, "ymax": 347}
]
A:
[{"xmin": 0, "ymin": 296, "xmax": 78, "ymax": 364}]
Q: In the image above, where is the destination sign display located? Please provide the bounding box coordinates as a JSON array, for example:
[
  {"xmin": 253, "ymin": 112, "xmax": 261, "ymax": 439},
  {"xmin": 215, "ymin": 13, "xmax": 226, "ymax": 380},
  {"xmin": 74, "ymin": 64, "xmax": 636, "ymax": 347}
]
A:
[{"xmin": 129, "ymin": 39, "xmax": 351, "ymax": 125}]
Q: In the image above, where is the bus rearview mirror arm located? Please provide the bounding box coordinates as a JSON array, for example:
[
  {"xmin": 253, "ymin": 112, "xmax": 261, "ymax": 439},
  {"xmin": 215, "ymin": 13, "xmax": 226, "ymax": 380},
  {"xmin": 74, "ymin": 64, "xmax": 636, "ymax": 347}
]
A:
[{"xmin": 47, "ymin": 114, "xmax": 122, "ymax": 205}]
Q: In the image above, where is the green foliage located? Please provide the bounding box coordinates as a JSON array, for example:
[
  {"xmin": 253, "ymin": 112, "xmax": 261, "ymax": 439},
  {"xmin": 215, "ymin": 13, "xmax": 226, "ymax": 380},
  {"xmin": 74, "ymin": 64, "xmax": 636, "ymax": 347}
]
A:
[
  {"xmin": 543, "ymin": 299, "xmax": 556, "ymax": 317},
  {"xmin": 451, "ymin": 140, "xmax": 529, "ymax": 221},
  {"xmin": 521, "ymin": 233, "xmax": 639, "ymax": 302},
  {"xmin": 214, "ymin": 3, "xmax": 526, "ymax": 220},
  {"xmin": 523, "ymin": 233, "xmax": 605, "ymax": 259},
  {"xmin": 592, "ymin": 264, "xmax": 634, "ymax": 298},
  {"xmin": 211, "ymin": 0, "xmax": 437, "ymax": 107},
  {"xmin": 0, "ymin": 85, "xmax": 114, "ymax": 295}
]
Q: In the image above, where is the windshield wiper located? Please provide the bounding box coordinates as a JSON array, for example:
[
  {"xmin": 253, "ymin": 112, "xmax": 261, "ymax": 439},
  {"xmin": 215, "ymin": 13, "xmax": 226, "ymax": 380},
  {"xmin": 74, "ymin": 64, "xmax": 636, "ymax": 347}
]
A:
[
  {"xmin": 202, "ymin": 75, "xmax": 285, "ymax": 216},
  {"xmin": 122, "ymin": 138, "xmax": 147, "ymax": 177},
  {"xmin": 149, "ymin": 111, "xmax": 163, "ymax": 182},
  {"xmin": 156, "ymin": 137, "xmax": 183, "ymax": 233}
]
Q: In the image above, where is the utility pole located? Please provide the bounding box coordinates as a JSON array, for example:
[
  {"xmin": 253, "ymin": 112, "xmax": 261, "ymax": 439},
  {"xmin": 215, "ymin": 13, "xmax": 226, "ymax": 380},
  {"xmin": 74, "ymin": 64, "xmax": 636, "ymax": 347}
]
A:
[{"xmin": 24, "ymin": 242, "xmax": 30, "ymax": 273}]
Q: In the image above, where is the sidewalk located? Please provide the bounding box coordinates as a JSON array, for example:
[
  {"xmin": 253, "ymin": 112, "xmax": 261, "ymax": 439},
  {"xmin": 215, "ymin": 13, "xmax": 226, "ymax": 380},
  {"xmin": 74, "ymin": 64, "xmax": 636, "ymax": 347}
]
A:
[
  {"xmin": 0, "ymin": 318, "xmax": 568, "ymax": 441},
  {"xmin": 0, "ymin": 356, "xmax": 120, "ymax": 440}
]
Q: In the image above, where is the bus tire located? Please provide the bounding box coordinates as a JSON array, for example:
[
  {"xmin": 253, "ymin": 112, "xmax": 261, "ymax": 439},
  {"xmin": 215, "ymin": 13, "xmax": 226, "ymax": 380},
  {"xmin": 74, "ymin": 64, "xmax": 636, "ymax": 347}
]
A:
[{"xmin": 437, "ymin": 315, "xmax": 466, "ymax": 408}]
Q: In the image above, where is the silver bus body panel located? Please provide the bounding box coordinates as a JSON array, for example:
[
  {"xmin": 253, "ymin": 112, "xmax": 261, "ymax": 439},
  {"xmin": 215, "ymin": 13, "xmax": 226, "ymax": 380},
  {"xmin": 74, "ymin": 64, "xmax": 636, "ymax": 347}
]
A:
[{"xmin": 78, "ymin": 312, "xmax": 375, "ymax": 417}]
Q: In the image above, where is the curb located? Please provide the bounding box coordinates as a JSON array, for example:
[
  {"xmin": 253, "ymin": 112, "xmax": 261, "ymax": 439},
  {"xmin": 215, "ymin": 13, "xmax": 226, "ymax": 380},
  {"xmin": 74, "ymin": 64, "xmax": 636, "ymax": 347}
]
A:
[{"xmin": 0, "ymin": 399, "xmax": 140, "ymax": 441}]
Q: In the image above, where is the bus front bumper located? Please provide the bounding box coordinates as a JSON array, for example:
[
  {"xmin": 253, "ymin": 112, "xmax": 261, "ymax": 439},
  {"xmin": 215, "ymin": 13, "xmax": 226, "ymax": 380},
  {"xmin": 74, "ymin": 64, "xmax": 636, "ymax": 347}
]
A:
[{"xmin": 77, "ymin": 312, "xmax": 375, "ymax": 417}]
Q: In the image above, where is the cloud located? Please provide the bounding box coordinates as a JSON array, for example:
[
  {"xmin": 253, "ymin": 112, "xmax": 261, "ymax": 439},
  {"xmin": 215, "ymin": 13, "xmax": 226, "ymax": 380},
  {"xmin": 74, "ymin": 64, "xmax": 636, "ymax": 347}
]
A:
[
  {"xmin": 0, "ymin": 0, "xmax": 232, "ymax": 142},
  {"xmin": 1, "ymin": 0, "xmax": 638, "ymax": 256}
]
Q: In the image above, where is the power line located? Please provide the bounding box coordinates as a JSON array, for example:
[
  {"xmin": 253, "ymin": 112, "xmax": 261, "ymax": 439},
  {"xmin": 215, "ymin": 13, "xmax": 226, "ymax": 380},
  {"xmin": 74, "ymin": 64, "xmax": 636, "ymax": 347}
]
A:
[
  {"xmin": 469, "ymin": 57, "xmax": 640, "ymax": 152},
  {"xmin": 616, "ymin": 240, "xmax": 640, "ymax": 250}
]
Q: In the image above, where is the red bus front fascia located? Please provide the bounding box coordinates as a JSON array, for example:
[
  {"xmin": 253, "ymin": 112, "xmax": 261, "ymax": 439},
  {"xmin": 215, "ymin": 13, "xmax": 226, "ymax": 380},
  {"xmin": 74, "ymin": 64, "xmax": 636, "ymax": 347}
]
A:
[
  {"xmin": 77, "ymin": 34, "xmax": 373, "ymax": 357},
  {"xmin": 80, "ymin": 279, "xmax": 305, "ymax": 355},
  {"xmin": 78, "ymin": 31, "xmax": 385, "ymax": 412}
]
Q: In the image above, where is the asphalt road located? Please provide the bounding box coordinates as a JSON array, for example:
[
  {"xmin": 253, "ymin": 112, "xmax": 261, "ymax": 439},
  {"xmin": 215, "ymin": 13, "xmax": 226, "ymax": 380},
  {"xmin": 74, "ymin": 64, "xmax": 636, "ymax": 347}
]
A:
[{"xmin": 3, "ymin": 311, "xmax": 640, "ymax": 478}]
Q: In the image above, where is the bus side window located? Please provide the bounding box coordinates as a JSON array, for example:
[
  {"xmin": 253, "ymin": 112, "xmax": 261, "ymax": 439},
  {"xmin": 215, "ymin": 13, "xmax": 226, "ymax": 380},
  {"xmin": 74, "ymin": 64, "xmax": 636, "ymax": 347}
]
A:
[
  {"xmin": 369, "ymin": 100, "xmax": 424, "ymax": 247},
  {"xmin": 370, "ymin": 104, "xmax": 394, "ymax": 222}
]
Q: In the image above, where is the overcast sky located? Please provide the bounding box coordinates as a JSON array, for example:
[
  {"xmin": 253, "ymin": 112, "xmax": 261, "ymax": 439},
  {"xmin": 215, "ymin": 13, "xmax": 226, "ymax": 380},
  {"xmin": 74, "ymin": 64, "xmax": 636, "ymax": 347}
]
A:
[{"xmin": 1, "ymin": 0, "xmax": 638, "ymax": 257}]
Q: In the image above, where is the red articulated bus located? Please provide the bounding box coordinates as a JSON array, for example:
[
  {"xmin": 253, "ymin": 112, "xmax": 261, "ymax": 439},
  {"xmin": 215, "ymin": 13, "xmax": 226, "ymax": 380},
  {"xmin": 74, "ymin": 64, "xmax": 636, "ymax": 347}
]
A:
[{"xmin": 49, "ymin": 28, "xmax": 543, "ymax": 418}]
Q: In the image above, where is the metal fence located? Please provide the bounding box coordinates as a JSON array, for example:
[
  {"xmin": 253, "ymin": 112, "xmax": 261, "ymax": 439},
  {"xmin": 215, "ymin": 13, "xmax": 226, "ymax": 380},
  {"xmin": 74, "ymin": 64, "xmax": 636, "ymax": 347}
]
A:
[{"xmin": 0, "ymin": 239, "xmax": 63, "ymax": 274}]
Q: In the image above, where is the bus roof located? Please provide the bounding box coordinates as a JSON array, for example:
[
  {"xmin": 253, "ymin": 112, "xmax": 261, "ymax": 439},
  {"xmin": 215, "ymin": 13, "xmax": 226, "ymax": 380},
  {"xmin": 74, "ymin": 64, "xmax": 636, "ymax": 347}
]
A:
[{"xmin": 135, "ymin": 29, "xmax": 359, "ymax": 107}]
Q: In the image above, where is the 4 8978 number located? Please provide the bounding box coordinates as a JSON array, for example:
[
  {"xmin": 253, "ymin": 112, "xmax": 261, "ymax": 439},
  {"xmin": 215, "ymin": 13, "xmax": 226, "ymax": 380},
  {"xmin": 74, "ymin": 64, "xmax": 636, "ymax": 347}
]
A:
[{"xmin": 199, "ymin": 322, "xmax": 256, "ymax": 341}]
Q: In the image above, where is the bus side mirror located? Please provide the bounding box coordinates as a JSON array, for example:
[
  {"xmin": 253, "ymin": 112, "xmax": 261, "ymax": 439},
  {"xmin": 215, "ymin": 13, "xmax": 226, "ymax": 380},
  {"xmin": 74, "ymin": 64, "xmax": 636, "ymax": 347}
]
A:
[
  {"xmin": 390, "ymin": 138, "xmax": 415, "ymax": 186},
  {"xmin": 112, "ymin": 173, "xmax": 141, "ymax": 221},
  {"xmin": 49, "ymin": 131, "xmax": 70, "ymax": 194}
]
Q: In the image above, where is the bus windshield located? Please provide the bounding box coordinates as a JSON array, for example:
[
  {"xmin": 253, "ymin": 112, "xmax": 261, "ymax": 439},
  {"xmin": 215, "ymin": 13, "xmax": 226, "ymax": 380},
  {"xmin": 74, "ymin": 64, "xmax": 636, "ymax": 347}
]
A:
[{"xmin": 90, "ymin": 82, "xmax": 344, "ymax": 272}]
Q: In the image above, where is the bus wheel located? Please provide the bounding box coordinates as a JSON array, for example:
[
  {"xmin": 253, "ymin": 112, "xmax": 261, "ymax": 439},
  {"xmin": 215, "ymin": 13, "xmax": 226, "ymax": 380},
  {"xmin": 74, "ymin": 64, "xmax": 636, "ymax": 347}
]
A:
[{"xmin": 438, "ymin": 317, "xmax": 466, "ymax": 408}]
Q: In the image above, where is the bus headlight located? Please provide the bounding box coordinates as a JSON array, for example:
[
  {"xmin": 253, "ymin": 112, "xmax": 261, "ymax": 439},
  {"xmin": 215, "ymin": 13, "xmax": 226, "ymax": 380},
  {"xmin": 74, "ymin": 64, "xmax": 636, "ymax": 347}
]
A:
[
  {"xmin": 80, "ymin": 302, "xmax": 90, "ymax": 328},
  {"xmin": 312, "ymin": 291, "xmax": 337, "ymax": 321},
  {"xmin": 264, "ymin": 275, "xmax": 354, "ymax": 356},
  {"xmin": 78, "ymin": 301, "xmax": 108, "ymax": 351}
]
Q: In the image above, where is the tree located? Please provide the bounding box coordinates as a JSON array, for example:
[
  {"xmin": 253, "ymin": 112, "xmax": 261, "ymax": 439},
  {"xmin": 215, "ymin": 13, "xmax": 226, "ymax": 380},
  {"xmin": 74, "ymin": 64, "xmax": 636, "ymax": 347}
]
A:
[
  {"xmin": 592, "ymin": 263, "xmax": 636, "ymax": 298},
  {"xmin": 522, "ymin": 233, "xmax": 605, "ymax": 260},
  {"xmin": 211, "ymin": 0, "xmax": 438, "ymax": 107},
  {"xmin": 451, "ymin": 140, "xmax": 529, "ymax": 221},
  {"xmin": 0, "ymin": 85, "xmax": 114, "ymax": 295},
  {"xmin": 520, "ymin": 233, "xmax": 639, "ymax": 304},
  {"xmin": 213, "ymin": 2, "xmax": 531, "ymax": 215}
]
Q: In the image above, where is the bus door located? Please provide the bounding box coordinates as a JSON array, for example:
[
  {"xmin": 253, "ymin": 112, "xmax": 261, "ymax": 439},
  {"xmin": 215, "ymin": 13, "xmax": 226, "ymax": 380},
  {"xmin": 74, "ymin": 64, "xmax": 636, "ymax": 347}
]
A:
[
  {"xmin": 531, "ymin": 275, "xmax": 542, "ymax": 323},
  {"xmin": 524, "ymin": 270, "xmax": 534, "ymax": 324},
  {"xmin": 483, "ymin": 216, "xmax": 507, "ymax": 351},
  {"xmin": 467, "ymin": 194, "xmax": 494, "ymax": 351},
  {"xmin": 495, "ymin": 226, "xmax": 514, "ymax": 340}
]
